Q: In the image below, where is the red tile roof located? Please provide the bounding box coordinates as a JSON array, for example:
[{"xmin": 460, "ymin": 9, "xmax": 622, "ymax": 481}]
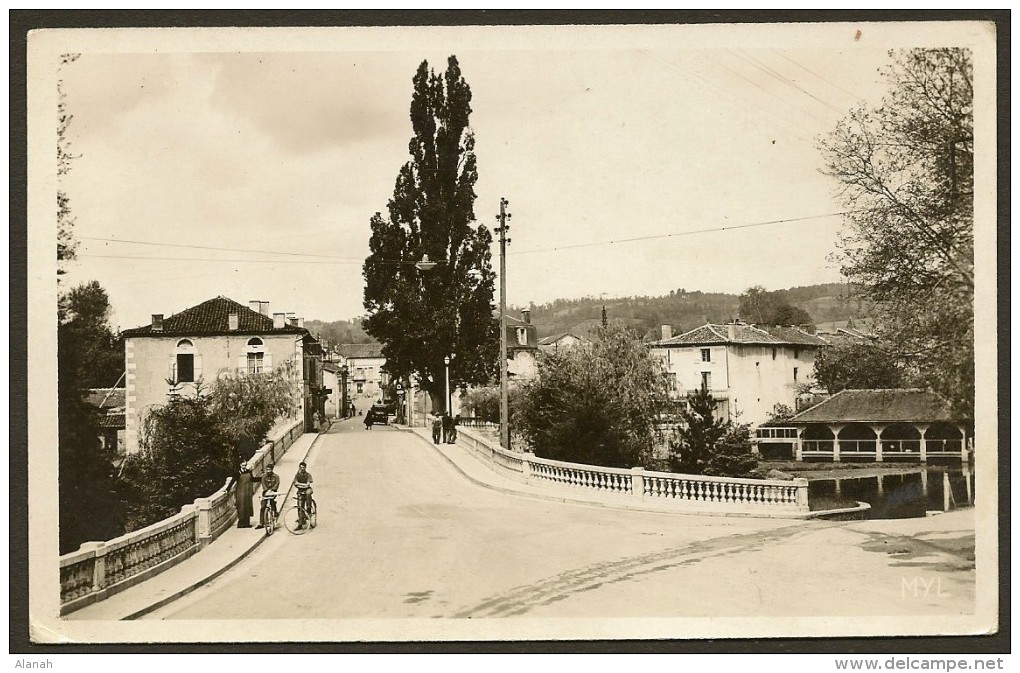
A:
[
  {"xmin": 789, "ymin": 389, "xmax": 961, "ymax": 424},
  {"xmin": 336, "ymin": 343, "xmax": 385, "ymax": 359},
  {"xmin": 649, "ymin": 323, "xmax": 828, "ymax": 347},
  {"xmin": 121, "ymin": 296, "xmax": 307, "ymax": 337}
]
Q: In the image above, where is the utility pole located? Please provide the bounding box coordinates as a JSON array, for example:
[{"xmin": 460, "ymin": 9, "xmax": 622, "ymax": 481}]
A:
[{"xmin": 496, "ymin": 197, "xmax": 511, "ymax": 449}]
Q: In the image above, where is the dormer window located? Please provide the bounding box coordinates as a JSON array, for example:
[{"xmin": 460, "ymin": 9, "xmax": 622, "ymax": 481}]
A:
[{"xmin": 516, "ymin": 327, "xmax": 528, "ymax": 345}]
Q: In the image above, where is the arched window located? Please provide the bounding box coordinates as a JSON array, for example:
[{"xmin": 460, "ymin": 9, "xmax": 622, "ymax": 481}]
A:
[
  {"xmin": 174, "ymin": 339, "xmax": 199, "ymax": 383},
  {"xmin": 241, "ymin": 336, "xmax": 271, "ymax": 374}
]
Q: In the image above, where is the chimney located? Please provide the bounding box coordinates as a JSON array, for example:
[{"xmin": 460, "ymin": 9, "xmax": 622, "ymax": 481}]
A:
[
  {"xmin": 297, "ymin": 317, "xmax": 304, "ymax": 328},
  {"xmin": 727, "ymin": 322, "xmax": 736, "ymax": 341},
  {"xmin": 249, "ymin": 300, "xmax": 261, "ymax": 314},
  {"xmin": 287, "ymin": 317, "xmax": 299, "ymax": 327},
  {"xmin": 521, "ymin": 309, "xmax": 531, "ymax": 324},
  {"xmin": 151, "ymin": 314, "xmax": 164, "ymax": 332},
  {"xmin": 228, "ymin": 312, "xmax": 239, "ymax": 331},
  {"xmin": 273, "ymin": 312, "xmax": 286, "ymax": 329},
  {"xmin": 660, "ymin": 324, "xmax": 672, "ymax": 341}
]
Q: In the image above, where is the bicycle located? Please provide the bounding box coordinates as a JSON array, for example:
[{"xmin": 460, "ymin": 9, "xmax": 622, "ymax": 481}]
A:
[
  {"xmin": 283, "ymin": 483, "xmax": 317, "ymax": 535},
  {"xmin": 260, "ymin": 490, "xmax": 280, "ymax": 535}
]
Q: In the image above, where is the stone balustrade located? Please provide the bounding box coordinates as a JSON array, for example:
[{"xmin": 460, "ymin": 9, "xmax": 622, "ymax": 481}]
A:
[
  {"xmin": 58, "ymin": 417, "xmax": 304, "ymax": 614},
  {"xmin": 456, "ymin": 427, "xmax": 809, "ymax": 516}
]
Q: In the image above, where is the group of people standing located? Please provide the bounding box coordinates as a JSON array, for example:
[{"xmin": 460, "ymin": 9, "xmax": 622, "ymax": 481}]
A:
[{"xmin": 432, "ymin": 412, "xmax": 459, "ymax": 445}]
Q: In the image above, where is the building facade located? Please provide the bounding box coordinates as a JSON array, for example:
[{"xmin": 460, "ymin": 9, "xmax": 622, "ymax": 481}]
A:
[
  {"xmin": 120, "ymin": 296, "xmax": 316, "ymax": 454},
  {"xmin": 335, "ymin": 343, "xmax": 387, "ymax": 400},
  {"xmin": 648, "ymin": 321, "xmax": 829, "ymax": 427}
]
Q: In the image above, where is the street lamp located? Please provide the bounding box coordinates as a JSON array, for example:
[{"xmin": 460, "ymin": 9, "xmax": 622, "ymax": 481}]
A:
[{"xmin": 443, "ymin": 354, "xmax": 456, "ymax": 415}]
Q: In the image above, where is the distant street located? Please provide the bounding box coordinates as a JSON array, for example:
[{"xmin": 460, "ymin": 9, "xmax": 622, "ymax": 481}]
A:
[{"xmin": 147, "ymin": 417, "xmax": 974, "ymax": 620}]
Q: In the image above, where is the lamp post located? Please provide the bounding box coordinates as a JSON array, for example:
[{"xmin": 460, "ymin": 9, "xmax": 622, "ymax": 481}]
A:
[{"xmin": 443, "ymin": 354, "xmax": 454, "ymax": 415}]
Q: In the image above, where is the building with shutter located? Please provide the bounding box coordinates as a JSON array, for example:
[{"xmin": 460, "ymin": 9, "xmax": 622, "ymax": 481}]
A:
[{"xmin": 120, "ymin": 296, "xmax": 317, "ymax": 454}]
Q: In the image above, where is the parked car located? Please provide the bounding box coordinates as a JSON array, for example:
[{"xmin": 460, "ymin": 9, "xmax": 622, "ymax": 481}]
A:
[{"xmin": 369, "ymin": 403, "xmax": 391, "ymax": 425}]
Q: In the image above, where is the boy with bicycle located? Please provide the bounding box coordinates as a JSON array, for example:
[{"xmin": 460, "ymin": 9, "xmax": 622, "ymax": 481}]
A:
[{"xmin": 294, "ymin": 461, "xmax": 314, "ymax": 529}]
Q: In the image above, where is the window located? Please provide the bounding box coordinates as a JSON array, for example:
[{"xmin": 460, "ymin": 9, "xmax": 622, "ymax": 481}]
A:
[
  {"xmin": 793, "ymin": 348, "xmax": 800, "ymax": 359},
  {"xmin": 700, "ymin": 348, "xmax": 711, "ymax": 362},
  {"xmin": 243, "ymin": 336, "xmax": 269, "ymax": 375},
  {"xmin": 772, "ymin": 347, "xmax": 777, "ymax": 360},
  {"xmin": 247, "ymin": 351, "xmax": 264, "ymax": 374},
  {"xmin": 701, "ymin": 371, "xmax": 711, "ymax": 391},
  {"xmin": 175, "ymin": 339, "xmax": 195, "ymax": 382},
  {"xmin": 516, "ymin": 327, "xmax": 528, "ymax": 345},
  {"xmin": 356, "ymin": 382, "xmax": 364, "ymax": 394},
  {"xmin": 793, "ymin": 367, "xmax": 799, "ymax": 383}
]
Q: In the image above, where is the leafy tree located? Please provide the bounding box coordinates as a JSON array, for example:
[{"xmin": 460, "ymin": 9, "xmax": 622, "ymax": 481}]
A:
[
  {"xmin": 57, "ymin": 53, "xmax": 81, "ymax": 279},
  {"xmin": 58, "ymin": 281, "xmax": 126, "ymax": 553},
  {"xmin": 738, "ymin": 286, "xmax": 812, "ymax": 326},
  {"xmin": 516, "ymin": 322, "xmax": 668, "ymax": 468},
  {"xmin": 209, "ymin": 360, "xmax": 301, "ymax": 462},
  {"xmin": 765, "ymin": 403, "xmax": 796, "ymax": 425},
  {"xmin": 819, "ymin": 48, "xmax": 973, "ymax": 416},
  {"xmin": 120, "ymin": 389, "xmax": 233, "ymax": 531},
  {"xmin": 59, "ymin": 281, "xmax": 123, "ymax": 388},
  {"xmin": 812, "ymin": 341, "xmax": 906, "ymax": 394},
  {"xmin": 363, "ymin": 56, "xmax": 498, "ymax": 410},
  {"xmin": 121, "ymin": 363, "xmax": 299, "ymax": 530}
]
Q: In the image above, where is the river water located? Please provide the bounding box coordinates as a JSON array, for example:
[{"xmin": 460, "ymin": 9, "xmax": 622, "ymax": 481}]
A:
[{"xmin": 808, "ymin": 466, "xmax": 975, "ymax": 519}]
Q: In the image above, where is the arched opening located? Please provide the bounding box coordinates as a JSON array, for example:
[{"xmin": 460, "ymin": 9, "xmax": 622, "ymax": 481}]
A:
[
  {"xmin": 839, "ymin": 422, "xmax": 876, "ymax": 457},
  {"xmin": 801, "ymin": 425, "xmax": 833, "ymax": 454},
  {"xmin": 881, "ymin": 423, "xmax": 921, "ymax": 459},
  {"xmin": 927, "ymin": 423, "xmax": 963, "ymax": 454}
]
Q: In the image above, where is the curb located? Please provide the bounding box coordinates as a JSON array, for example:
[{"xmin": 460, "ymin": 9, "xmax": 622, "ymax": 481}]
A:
[{"xmin": 122, "ymin": 430, "xmax": 328, "ymax": 620}]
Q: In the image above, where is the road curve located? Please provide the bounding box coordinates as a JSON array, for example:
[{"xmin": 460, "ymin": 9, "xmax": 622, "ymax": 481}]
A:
[{"xmin": 147, "ymin": 419, "xmax": 974, "ymax": 620}]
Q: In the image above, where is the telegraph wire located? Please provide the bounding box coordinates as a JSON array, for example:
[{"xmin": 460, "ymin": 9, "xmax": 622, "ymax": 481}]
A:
[
  {"xmin": 80, "ymin": 236, "xmax": 364, "ymax": 261},
  {"xmin": 80, "ymin": 211, "xmax": 862, "ymax": 265},
  {"xmin": 730, "ymin": 49, "xmax": 846, "ymax": 115},
  {"xmin": 508, "ymin": 211, "xmax": 855, "ymax": 256},
  {"xmin": 772, "ymin": 50, "xmax": 863, "ymax": 102}
]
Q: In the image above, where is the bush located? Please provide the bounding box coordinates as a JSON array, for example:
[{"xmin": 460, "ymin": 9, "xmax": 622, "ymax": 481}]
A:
[{"xmin": 515, "ymin": 322, "xmax": 667, "ymax": 468}]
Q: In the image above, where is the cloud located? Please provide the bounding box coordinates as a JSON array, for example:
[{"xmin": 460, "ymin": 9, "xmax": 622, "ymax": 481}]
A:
[{"xmin": 201, "ymin": 52, "xmax": 411, "ymax": 156}]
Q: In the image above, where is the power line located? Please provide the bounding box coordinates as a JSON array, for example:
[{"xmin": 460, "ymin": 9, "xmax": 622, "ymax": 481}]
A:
[
  {"xmin": 731, "ymin": 49, "xmax": 846, "ymax": 115},
  {"xmin": 80, "ymin": 211, "xmax": 861, "ymax": 264},
  {"xmin": 81, "ymin": 254, "xmax": 360, "ymax": 265},
  {"xmin": 772, "ymin": 50, "xmax": 863, "ymax": 102},
  {"xmin": 80, "ymin": 236, "xmax": 364, "ymax": 261},
  {"xmin": 508, "ymin": 211, "xmax": 855, "ymax": 256}
]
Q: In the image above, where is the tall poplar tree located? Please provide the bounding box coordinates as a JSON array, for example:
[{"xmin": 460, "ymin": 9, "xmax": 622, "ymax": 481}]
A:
[{"xmin": 363, "ymin": 56, "xmax": 498, "ymax": 407}]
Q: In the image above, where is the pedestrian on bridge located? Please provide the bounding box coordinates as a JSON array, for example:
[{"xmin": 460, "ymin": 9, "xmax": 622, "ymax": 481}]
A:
[
  {"xmin": 432, "ymin": 414, "xmax": 442, "ymax": 444},
  {"xmin": 228, "ymin": 461, "xmax": 255, "ymax": 528},
  {"xmin": 364, "ymin": 409, "xmax": 374, "ymax": 430}
]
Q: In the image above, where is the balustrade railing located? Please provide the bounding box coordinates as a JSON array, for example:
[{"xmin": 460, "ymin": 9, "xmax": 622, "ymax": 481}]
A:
[
  {"xmin": 59, "ymin": 417, "xmax": 304, "ymax": 614},
  {"xmin": 456, "ymin": 427, "xmax": 809, "ymax": 515}
]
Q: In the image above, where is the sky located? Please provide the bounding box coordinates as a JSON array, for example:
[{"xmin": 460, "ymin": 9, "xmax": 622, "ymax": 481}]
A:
[{"xmin": 54, "ymin": 24, "xmax": 910, "ymax": 330}]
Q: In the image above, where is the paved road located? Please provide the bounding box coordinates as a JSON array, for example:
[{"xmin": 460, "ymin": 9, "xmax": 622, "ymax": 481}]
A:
[{"xmin": 147, "ymin": 419, "xmax": 975, "ymax": 620}]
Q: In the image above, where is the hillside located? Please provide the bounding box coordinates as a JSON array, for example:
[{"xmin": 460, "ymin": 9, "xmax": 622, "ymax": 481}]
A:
[
  {"xmin": 512, "ymin": 283, "xmax": 869, "ymax": 340},
  {"xmin": 309, "ymin": 283, "xmax": 871, "ymax": 345}
]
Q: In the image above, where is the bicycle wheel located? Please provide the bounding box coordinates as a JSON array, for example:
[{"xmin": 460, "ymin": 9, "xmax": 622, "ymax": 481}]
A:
[
  {"xmin": 283, "ymin": 506, "xmax": 307, "ymax": 535},
  {"xmin": 264, "ymin": 508, "xmax": 275, "ymax": 536},
  {"xmin": 307, "ymin": 499, "xmax": 317, "ymax": 529}
]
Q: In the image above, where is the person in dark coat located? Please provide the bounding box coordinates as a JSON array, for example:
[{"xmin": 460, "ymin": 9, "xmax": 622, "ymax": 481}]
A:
[
  {"xmin": 228, "ymin": 461, "xmax": 255, "ymax": 528},
  {"xmin": 442, "ymin": 412, "xmax": 454, "ymax": 443},
  {"xmin": 451, "ymin": 414, "xmax": 460, "ymax": 443},
  {"xmin": 364, "ymin": 409, "xmax": 374, "ymax": 430},
  {"xmin": 431, "ymin": 414, "xmax": 442, "ymax": 444}
]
